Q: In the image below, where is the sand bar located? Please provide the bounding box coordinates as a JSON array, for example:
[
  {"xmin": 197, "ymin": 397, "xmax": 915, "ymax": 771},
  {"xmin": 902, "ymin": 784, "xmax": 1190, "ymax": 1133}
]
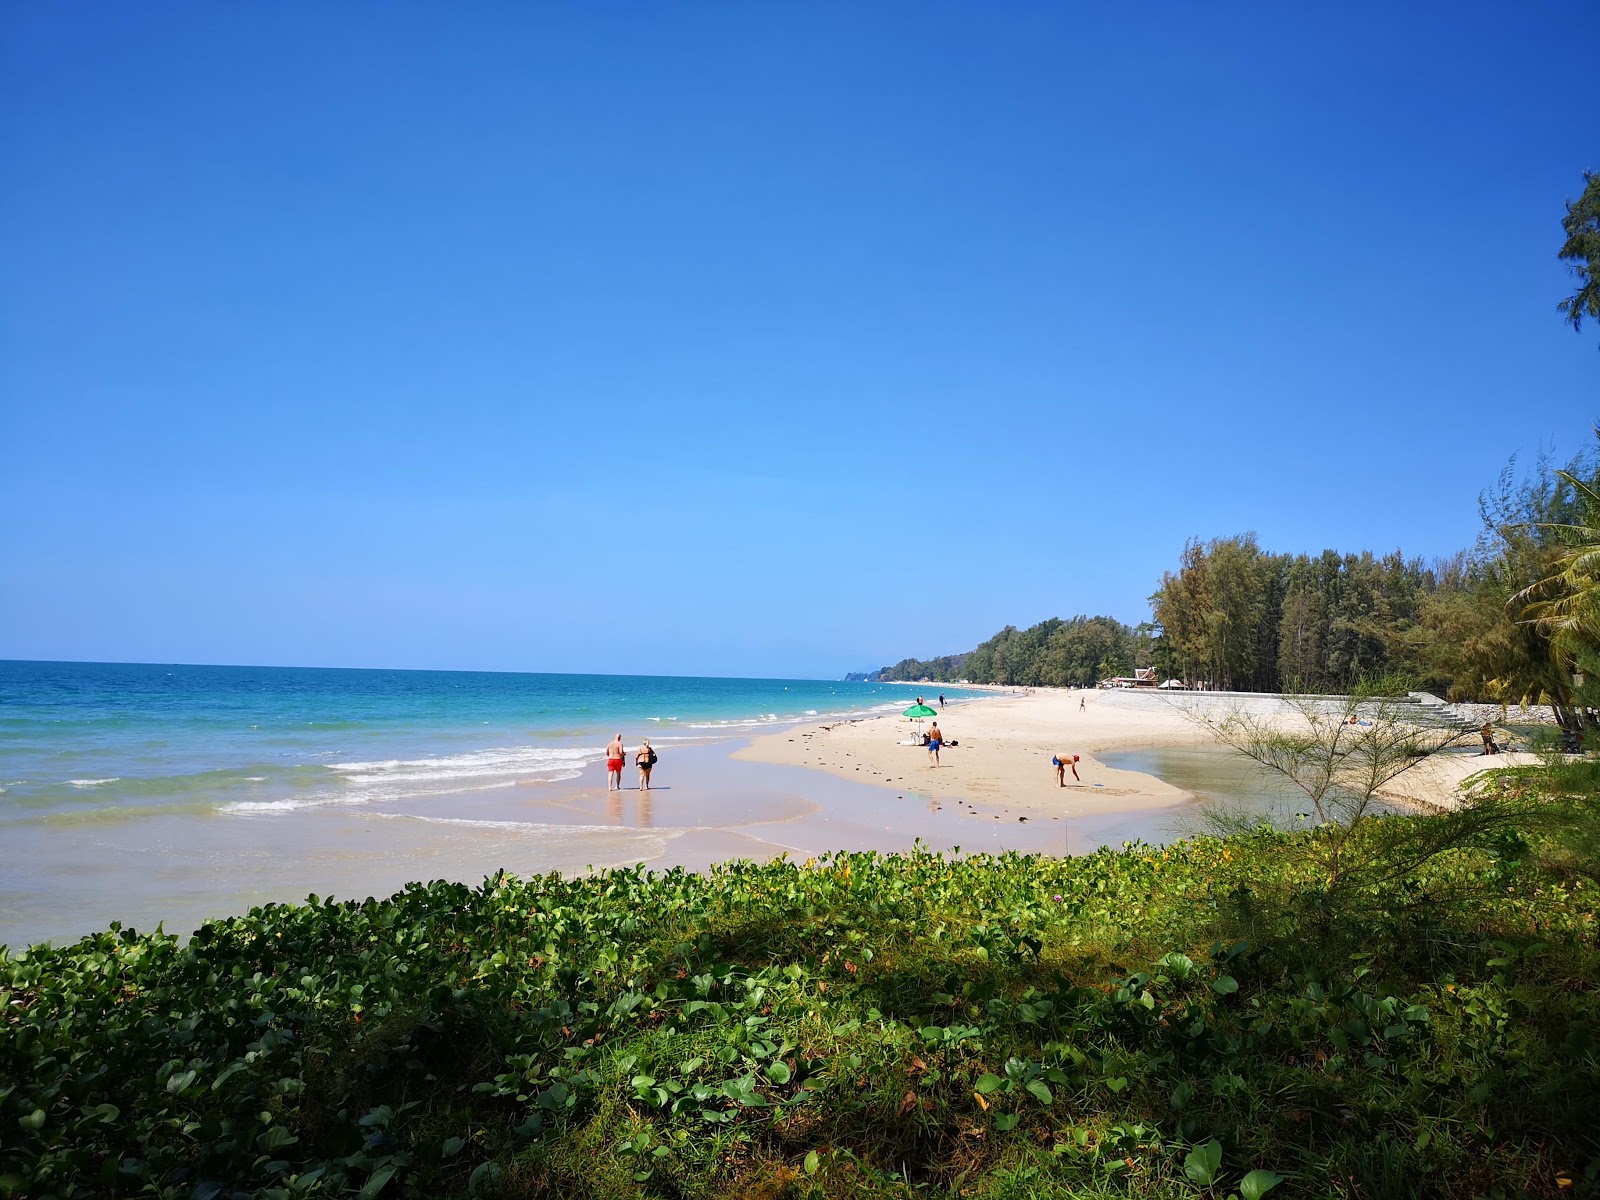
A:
[
  {"xmin": 737, "ymin": 687, "xmax": 1533, "ymax": 817},
  {"xmin": 736, "ymin": 688, "xmax": 1206, "ymax": 820}
]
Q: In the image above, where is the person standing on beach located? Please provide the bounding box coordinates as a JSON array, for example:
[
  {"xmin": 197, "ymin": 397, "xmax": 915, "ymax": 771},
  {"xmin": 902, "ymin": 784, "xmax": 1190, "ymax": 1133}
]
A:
[
  {"xmin": 927, "ymin": 722, "xmax": 943, "ymax": 767},
  {"xmin": 1079, "ymin": 695, "xmax": 1086, "ymax": 712},
  {"xmin": 605, "ymin": 733, "xmax": 625, "ymax": 791},
  {"xmin": 1053, "ymin": 753, "xmax": 1081, "ymax": 785},
  {"xmin": 636, "ymin": 739, "xmax": 655, "ymax": 789},
  {"xmin": 938, "ymin": 693, "xmax": 945, "ymax": 709}
]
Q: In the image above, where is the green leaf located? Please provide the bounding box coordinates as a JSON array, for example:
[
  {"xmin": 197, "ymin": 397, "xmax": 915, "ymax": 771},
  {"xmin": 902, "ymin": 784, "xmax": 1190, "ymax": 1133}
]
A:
[
  {"xmin": 993, "ymin": 1112, "xmax": 1019, "ymax": 1131},
  {"xmin": 767, "ymin": 1061, "xmax": 791, "ymax": 1085},
  {"xmin": 975, "ymin": 1073, "xmax": 1004, "ymax": 1094},
  {"xmin": 358, "ymin": 1166, "xmax": 396, "ymax": 1199},
  {"xmin": 1184, "ymin": 1139, "xmax": 1223, "ymax": 1186},
  {"xmin": 166, "ymin": 1070, "xmax": 197, "ymax": 1094},
  {"xmin": 804, "ymin": 1150, "xmax": 820, "ymax": 1176},
  {"xmin": 17, "ymin": 1109, "xmax": 44, "ymax": 1133},
  {"xmin": 1211, "ymin": 975, "xmax": 1239, "ymax": 995},
  {"xmin": 257, "ymin": 1126, "xmax": 299, "ymax": 1152},
  {"xmin": 1170, "ymin": 1082, "xmax": 1194, "ymax": 1109},
  {"xmin": 1240, "ymin": 1168, "xmax": 1283, "ymax": 1199},
  {"xmin": 1104, "ymin": 1076, "xmax": 1127, "ymax": 1093},
  {"xmin": 1024, "ymin": 1079, "xmax": 1053, "ymax": 1106},
  {"xmin": 442, "ymin": 1136, "xmax": 466, "ymax": 1157}
]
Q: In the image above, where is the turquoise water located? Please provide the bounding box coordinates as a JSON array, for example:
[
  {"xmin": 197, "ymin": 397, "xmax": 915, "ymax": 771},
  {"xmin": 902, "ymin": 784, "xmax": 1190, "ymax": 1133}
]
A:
[{"xmin": 0, "ymin": 661, "xmax": 974, "ymax": 824}]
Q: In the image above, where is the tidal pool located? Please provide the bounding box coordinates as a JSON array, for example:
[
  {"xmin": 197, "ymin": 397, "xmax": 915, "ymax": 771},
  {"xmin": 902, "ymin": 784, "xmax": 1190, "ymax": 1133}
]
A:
[{"xmin": 1097, "ymin": 744, "xmax": 1329, "ymax": 843}]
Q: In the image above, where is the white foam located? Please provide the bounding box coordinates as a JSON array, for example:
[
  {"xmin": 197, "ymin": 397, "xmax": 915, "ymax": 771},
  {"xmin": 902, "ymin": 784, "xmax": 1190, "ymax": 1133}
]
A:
[
  {"xmin": 66, "ymin": 778, "xmax": 119, "ymax": 788},
  {"xmin": 369, "ymin": 812, "xmax": 653, "ymax": 836},
  {"xmin": 219, "ymin": 777, "xmax": 517, "ymax": 816},
  {"xmin": 329, "ymin": 746, "xmax": 595, "ymax": 787}
]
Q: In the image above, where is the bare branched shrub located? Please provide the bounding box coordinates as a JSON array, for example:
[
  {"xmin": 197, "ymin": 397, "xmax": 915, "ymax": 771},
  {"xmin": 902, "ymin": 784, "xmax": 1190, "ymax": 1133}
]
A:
[{"xmin": 1181, "ymin": 681, "xmax": 1538, "ymax": 911}]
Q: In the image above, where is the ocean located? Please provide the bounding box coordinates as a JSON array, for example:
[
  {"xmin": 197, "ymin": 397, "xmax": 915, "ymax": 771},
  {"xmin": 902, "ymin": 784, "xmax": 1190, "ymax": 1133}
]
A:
[
  {"xmin": 0, "ymin": 661, "xmax": 970, "ymax": 822},
  {"xmin": 0, "ymin": 661, "xmax": 988, "ymax": 947}
]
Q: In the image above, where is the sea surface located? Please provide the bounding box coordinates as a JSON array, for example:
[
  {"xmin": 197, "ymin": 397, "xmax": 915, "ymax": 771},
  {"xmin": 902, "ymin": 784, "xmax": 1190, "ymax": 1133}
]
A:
[
  {"xmin": 0, "ymin": 661, "xmax": 989, "ymax": 947},
  {"xmin": 0, "ymin": 661, "xmax": 971, "ymax": 823}
]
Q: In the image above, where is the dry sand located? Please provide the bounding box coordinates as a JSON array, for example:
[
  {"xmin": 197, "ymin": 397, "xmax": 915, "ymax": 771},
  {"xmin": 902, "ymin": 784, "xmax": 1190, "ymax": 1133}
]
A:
[
  {"xmin": 1374, "ymin": 745, "xmax": 1541, "ymax": 811},
  {"xmin": 737, "ymin": 687, "xmax": 1526, "ymax": 816},
  {"xmin": 737, "ymin": 688, "xmax": 1207, "ymax": 822}
]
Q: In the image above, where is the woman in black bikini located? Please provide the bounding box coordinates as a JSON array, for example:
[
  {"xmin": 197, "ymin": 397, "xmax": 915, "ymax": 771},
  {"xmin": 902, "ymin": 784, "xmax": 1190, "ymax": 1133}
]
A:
[{"xmin": 636, "ymin": 740, "xmax": 656, "ymax": 789}]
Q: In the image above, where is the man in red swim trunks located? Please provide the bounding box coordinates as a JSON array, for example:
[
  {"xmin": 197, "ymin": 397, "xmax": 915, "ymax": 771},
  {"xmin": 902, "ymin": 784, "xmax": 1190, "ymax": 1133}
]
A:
[{"xmin": 605, "ymin": 732, "xmax": 626, "ymax": 791}]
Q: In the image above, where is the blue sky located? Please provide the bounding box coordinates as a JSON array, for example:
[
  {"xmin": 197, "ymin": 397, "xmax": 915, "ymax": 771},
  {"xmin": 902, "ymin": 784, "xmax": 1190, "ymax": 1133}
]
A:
[{"xmin": 2, "ymin": 2, "xmax": 1596, "ymax": 678}]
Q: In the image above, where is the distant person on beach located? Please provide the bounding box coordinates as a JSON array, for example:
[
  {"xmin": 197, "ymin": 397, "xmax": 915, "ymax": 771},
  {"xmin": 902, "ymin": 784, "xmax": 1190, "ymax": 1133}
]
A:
[
  {"xmin": 606, "ymin": 733, "xmax": 625, "ymax": 790},
  {"xmin": 1480, "ymin": 722, "xmax": 1497, "ymax": 755},
  {"xmin": 1080, "ymin": 696, "xmax": 1086, "ymax": 712},
  {"xmin": 938, "ymin": 693, "xmax": 945, "ymax": 709},
  {"xmin": 927, "ymin": 722, "xmax": 943, "ymax": 766},
  {"xmin": 1052, "ymin": 753, "xmax": 1081, "ymax": 785},
  {"xmin": 636, "ymin": 739, "xmax": 656, "ymax": 789}
]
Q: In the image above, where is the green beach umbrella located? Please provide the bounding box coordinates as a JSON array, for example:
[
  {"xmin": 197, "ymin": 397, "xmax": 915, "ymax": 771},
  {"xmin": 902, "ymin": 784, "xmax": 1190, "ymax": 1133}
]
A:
[{"xmin": 903, "ymin": 704, "xmax": 937, "ymax": 718}]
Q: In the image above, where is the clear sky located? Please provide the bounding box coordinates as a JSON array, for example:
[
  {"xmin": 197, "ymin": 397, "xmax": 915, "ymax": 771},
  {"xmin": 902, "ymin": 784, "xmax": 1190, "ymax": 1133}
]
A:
[{"xmin": 2, "ymin": 3, "xmax": 1596, "ymax": 678}]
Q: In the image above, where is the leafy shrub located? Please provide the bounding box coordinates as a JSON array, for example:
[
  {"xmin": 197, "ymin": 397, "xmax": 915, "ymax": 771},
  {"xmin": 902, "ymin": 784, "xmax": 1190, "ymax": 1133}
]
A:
[{"xmin": 3, "ymin": 829, "xmax": 1598, "ymax": 1198}]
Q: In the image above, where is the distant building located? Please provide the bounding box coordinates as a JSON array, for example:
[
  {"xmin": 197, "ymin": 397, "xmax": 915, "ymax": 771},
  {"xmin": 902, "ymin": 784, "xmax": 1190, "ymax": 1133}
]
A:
[{"xmin": 1098, "ymin": 667, "xmax": 1160, "ymax": 689}]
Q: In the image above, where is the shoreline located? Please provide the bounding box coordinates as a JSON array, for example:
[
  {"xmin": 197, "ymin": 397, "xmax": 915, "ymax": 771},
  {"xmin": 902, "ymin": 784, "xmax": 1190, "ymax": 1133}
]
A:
[
  {"xmin": 734, "ymin": 687, "xmax": 1208, "ymax": 820},
  {"xmin": 735, "ymin": 686, "xmax": 1532, "ymax": 818},
  {"xmin": 5, "ymin": 685, "xmax": 1539, "ymax": 950}
]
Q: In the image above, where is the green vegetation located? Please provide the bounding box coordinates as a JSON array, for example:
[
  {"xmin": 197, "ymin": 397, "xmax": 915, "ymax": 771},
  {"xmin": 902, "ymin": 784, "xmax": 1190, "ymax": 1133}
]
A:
[
  {"xmin": 861, "ymin": 432, "xmax": 1600, "ymax": 709},
  {"xmin": 867, "ymin": 432, "xmax": 1600, "ymax": 708},
  {"xmin": 961, "ymin": 618, "xmax": 1155, "ymax": 690},
  {"xmin": 1558, "ymin": 169, "xmax": 1600, "ymax": 336},
  {"xmin": 863, "ymin": 617, "xmax": 1153, "ymax": 687},
  {"xmin": 870, "ymin": 653, "xmax": 972, "ymax": 684},
  {"xmin": 5, "ymin": 804, "xmax": 1600, "ymax": 1198}
]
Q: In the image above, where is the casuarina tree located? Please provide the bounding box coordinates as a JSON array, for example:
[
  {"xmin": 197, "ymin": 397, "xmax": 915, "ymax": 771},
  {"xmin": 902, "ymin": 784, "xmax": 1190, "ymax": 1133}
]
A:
[{"xmin": 1558, "ymin": 169, "xmax": 1600, "ymax": 340}]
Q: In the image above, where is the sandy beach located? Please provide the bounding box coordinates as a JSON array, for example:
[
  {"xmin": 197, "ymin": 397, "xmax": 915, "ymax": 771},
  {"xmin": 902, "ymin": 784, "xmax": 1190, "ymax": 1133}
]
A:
[
  {"xmin": 3, "ymin": 677, "xmax": 1545, "ymax": 948},
  {"xmin": 737, "ymin": 686, "xmax": 1540, "ymax": 818},
  {"xmin": 736, "ymin": 687, "xmax": 1202, "ymax": 820}
]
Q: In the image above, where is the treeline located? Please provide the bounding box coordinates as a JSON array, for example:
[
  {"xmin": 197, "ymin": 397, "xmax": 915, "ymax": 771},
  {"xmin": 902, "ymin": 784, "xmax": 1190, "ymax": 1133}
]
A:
[
  {"xmin": 962, "ymin": 616, "xmax": 1152, "ymax": 687},
  {"xmin": 870, "ymin": 653, "xmax": 970, "ymax": 682},
  {"xmin": 862, "ymin": 434, "xmax": 1600, "ymax": 730},
  {"xmin": 1150, "ymin": 541, "xmax": 1439, "ymax": 694},
  {"xmin": 1151, "ymin": 438, "xmax": 1600, "ymax": 732},
  {"xmin": 860, "ymin": 616, "xmax": 1151, "ymax": 687}
]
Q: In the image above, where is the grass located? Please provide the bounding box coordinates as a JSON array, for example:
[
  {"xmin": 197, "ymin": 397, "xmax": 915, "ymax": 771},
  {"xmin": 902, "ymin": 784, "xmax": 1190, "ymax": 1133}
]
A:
[{"xmin": 3, "ymin": 809, "xmax": 1599, "ymax": 1199}]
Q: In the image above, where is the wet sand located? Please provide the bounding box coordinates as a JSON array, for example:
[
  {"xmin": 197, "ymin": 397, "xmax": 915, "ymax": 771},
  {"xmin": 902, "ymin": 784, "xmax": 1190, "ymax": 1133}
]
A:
[
  {"xmin": 4, "ymin": 689, "xmax": 1522, "ymax": 949},
  {"xmin": 1, "ymin": 739, "xmax": 1074, "ymax": 949}
]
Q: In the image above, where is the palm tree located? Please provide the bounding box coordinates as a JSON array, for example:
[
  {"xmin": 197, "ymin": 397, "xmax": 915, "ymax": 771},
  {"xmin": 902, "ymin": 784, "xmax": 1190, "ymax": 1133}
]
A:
[{"xmin": 1513, "ymin": 469, "xmax": 1600, "ymax": 731}]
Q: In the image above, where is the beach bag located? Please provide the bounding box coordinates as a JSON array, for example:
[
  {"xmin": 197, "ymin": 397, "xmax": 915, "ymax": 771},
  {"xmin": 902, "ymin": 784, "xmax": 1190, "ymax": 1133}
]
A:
[{"xmin": 647, "ymin": 748, "xmax": 658, "ymax": 767}]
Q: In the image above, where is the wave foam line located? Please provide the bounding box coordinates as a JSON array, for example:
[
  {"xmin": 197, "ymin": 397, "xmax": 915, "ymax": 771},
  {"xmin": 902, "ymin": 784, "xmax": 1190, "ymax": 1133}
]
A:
[
  {"xmin": 329, "ymin": 746, "xmax": 595, "ymax": 786},
  {"xmin": 218, "ymin": 778, "xmax": 518, "ymax": 816}
]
